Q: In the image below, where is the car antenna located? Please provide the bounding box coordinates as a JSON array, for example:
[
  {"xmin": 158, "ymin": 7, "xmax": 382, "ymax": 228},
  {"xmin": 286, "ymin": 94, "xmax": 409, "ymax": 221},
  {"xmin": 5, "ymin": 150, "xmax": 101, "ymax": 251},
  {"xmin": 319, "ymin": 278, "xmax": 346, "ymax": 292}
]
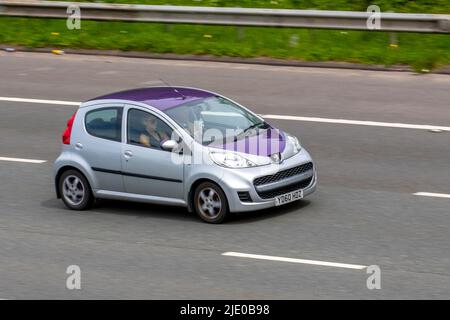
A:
[{"xmin": 159, "ymin": 78, "xmax": 186, "ymax": 100}]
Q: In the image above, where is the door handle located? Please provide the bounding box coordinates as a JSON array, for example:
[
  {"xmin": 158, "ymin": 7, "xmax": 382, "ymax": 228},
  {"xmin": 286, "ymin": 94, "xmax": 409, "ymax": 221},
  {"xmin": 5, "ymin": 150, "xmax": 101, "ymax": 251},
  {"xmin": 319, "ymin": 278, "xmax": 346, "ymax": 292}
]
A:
[
  {"xmin": 124, "ymin": 150, "xmax": 133, "ymax": 159},
  {"xmin": 75, "ymin": 142, "xmax": 83, "ymax": 150}
]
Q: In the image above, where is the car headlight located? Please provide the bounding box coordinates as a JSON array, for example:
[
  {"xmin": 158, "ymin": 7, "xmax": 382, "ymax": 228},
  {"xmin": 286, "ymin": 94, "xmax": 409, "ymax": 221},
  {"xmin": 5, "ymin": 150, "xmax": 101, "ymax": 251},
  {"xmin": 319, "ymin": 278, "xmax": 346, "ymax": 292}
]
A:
[
  {"xmin": 209, "ymin": 151, "xmax": 257, "ymax": 168},
  {"xmin": 288, "ymin": 134, "xmax": 302, "ymax": 153}
]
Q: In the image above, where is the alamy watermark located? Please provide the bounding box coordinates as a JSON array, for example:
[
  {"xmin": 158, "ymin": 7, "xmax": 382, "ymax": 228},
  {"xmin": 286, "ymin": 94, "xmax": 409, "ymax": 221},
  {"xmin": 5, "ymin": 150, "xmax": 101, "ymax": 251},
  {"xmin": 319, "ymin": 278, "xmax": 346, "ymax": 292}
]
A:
[
  {"xmin": 63, "ymin": 5, "xmax": 381, "ymax": 32},
  {"xmin": 67, "ymin": 5, "xmax": 81, "ymax": 30},
  {"xmin": 366, "ymin": 265, "xmax": 381, "ymax": 290},
  {"xmin": 366, "ymin": 5, "xmax": 381, "ymax": 30},
  {"xmin": 66, "ymin": 265, "xmax": 81, "ymax": 290},
  {"xmin": 165, "ymin": 120, "xmax": 288, "ymax": 176},
  {"xmin": 63, "ymin": 263, "xmax": 380, "ymax": 291}
]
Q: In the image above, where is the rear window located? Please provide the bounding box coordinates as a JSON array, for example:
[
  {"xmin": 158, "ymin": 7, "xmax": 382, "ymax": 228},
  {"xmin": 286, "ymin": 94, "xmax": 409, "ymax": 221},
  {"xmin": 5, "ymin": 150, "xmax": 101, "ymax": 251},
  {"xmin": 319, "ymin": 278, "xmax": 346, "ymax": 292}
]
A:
[{"xmin": 85, "ymin": 107, "xmax": 123, "ymax": 142}]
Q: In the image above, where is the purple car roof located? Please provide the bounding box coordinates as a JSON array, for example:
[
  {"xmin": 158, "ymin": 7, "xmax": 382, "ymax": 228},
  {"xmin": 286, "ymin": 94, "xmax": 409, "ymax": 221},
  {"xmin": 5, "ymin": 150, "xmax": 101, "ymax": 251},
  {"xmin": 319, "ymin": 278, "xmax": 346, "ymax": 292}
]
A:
[{"xmin": 89, "ymin": 87, "xmax": 215, "ymax": 111}]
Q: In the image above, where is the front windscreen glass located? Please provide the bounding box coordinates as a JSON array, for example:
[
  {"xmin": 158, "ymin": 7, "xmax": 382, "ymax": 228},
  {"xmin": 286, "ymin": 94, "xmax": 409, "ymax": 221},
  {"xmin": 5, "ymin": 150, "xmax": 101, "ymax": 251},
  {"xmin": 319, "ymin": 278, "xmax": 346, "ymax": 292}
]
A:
[{"xmin": 164, "ymin": 96, "xmax": 270, "ymax": 145}]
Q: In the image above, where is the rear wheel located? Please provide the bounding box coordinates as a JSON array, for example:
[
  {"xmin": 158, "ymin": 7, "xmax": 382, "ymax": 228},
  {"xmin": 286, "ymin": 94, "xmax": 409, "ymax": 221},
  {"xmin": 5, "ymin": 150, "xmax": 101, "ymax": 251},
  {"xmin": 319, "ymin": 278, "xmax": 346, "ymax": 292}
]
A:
[
  {"xmin": 59, "ymin": 169, "xmax": 94, "ymax": 210},
  {"xmin": 194, "ymin": 182, "xmax": 229, "ymax": 224}
]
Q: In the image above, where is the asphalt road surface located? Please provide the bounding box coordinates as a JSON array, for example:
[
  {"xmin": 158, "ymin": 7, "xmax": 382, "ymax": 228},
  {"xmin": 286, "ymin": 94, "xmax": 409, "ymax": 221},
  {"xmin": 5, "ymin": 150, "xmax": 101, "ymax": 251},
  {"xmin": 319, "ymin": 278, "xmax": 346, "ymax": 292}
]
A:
[{"xmin": 0, "ymin": 52, "xmax": 449, "ymax": 299}]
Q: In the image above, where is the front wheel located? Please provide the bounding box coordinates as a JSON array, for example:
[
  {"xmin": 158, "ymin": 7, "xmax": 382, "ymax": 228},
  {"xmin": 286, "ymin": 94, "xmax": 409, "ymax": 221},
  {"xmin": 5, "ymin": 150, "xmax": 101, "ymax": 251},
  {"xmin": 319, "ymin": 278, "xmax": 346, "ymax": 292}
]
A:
[
  {"xmin": 193, "ymin": 182, "xmax": 229, "ymax": 224},
  {"xmin": 59, "ymin": 169, "xmax": 94, "ymax": 210}
]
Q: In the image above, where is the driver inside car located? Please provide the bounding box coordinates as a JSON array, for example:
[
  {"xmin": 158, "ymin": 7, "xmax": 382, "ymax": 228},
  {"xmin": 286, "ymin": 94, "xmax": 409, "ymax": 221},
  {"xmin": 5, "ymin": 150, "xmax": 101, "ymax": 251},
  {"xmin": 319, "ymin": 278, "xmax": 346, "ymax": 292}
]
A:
[{"xmin": 139, "ymin": 114, "xmax": 170, "ymax": 149}]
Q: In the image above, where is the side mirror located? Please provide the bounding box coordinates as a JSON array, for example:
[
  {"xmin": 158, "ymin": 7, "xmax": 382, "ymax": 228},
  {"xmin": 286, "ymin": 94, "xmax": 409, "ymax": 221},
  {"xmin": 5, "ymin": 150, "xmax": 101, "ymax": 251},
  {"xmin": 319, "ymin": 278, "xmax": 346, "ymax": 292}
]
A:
[{"xmin": 161, "ymin": 139, "xmax": 179, "ymax": 152}]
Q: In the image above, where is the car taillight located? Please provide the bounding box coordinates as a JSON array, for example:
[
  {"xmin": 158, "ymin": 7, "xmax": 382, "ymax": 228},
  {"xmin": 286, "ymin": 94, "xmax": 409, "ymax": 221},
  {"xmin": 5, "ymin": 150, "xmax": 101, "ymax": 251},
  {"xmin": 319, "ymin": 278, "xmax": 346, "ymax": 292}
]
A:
[{"xmin": 62, "ymin": 111, "xmax": 77, "ymax": 145}]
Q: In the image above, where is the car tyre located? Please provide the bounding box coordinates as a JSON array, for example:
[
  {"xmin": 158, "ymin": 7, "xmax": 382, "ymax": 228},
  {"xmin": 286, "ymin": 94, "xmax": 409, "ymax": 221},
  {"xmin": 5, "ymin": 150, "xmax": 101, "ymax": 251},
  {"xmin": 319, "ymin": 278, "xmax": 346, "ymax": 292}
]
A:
[
  {"xmin": 59, "ymin": 169, "xmax": 94, "ymax": 210},
  {"xmin": 193, "ymin": 182, "xmax": 229, "ymax": 224}
]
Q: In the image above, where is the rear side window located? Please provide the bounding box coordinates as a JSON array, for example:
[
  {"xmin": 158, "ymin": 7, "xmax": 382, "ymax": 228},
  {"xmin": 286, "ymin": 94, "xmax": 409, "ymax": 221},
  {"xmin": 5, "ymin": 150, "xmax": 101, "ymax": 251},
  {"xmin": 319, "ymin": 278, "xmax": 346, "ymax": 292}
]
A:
[{"xmin": 85, "ymin": 107, "xmax": 123, "ymax": 142}]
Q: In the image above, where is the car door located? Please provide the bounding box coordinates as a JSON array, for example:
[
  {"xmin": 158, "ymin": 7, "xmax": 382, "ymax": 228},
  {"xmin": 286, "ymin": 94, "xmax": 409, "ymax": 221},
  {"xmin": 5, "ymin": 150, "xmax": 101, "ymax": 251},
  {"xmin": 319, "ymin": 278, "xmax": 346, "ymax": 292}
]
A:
[
  {"xmin": 121, "ymin": 106, "xmax": 184, "ymax": 200},
  {"xmin": 78, "ymin": 104, "xmax": 124, "ymax": 192}
]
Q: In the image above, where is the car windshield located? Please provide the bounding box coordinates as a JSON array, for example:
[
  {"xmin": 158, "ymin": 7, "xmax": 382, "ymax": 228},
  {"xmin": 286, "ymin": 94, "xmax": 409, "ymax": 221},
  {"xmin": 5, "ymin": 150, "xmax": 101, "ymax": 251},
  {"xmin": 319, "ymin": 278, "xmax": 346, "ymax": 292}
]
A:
[{"xmin": 164, "ymin": 96, "xmax": 270, "ymax": 145}]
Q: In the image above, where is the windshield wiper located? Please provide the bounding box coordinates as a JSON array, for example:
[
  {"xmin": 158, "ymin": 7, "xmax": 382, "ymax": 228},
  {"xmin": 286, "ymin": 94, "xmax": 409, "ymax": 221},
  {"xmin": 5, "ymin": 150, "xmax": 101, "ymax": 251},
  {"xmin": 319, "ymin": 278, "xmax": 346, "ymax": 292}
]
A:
[{"xmin": 234, "ymin": 121, "xmax": 267, "ymax": 141}]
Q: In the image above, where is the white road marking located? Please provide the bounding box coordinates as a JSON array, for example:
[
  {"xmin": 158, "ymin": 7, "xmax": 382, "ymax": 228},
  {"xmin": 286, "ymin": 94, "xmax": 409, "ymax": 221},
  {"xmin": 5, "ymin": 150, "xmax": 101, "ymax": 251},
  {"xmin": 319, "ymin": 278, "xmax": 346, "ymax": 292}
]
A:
[
  {"xmin": 141, "ymin": 80, "xmax": 164, "ymax": 85},
  {"xmin": 222, "ymin": 252, "xmax": 367, "ymax": 270},
  {"xmin": 262, "ymin": 114, "xmax": 450, "ymax": 132},
  {"xmin": 98, "ymin": 70, "xmax": 118, "ymax": 75},
  {"xmin": 1, "ymin": 96, "xmax": 449, "ymax": 132},
  {"xmin": 33, "ymin": 67, "xmax": 55, "ymax": 71},
  {"xmin": 0, "ymin": 97, "xmax": 80, "ymax": 106},
  {"xmin": 413, "ymin": 192, "xmax": 450, "ymax": 199},
  {"xmin": 0, "ymin": 157, "xmax": 47, "ymax": 164}
]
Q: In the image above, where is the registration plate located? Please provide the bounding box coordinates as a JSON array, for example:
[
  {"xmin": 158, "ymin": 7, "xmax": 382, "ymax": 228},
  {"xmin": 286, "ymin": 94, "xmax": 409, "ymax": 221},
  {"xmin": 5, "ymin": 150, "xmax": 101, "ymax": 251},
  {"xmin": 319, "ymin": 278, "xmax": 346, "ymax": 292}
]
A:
[{"xmin": 274, "ymin": 189, "xmax": 303, "ymax": 206}]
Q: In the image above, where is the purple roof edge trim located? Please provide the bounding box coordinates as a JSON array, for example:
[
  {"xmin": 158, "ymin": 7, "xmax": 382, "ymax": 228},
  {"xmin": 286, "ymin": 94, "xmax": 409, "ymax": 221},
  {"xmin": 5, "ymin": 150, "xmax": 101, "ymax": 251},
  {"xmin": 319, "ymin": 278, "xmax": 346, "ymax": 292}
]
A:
[{"xmin": 88, "ymin": 87, "xmax": 215, "ymax": 111}]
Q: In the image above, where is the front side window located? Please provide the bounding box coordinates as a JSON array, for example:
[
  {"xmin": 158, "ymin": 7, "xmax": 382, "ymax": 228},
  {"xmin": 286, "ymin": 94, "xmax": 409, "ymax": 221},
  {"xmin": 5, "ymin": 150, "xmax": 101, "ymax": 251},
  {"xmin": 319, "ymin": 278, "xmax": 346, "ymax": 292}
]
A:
[
  {"xmin": 85, "ymin": 107, "xmax": 123, "ymax": 142},
  {"xmin": 127, "ymin": 109, "xmax": 173, "ymax": 150}
]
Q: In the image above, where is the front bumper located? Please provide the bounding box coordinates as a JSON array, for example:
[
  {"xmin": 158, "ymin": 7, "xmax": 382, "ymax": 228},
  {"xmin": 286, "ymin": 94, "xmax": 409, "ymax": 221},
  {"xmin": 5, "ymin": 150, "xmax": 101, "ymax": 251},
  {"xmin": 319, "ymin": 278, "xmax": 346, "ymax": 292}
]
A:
[{"xmin": 219, "ymin": 148, "xmax": 317, "ymax": 213}]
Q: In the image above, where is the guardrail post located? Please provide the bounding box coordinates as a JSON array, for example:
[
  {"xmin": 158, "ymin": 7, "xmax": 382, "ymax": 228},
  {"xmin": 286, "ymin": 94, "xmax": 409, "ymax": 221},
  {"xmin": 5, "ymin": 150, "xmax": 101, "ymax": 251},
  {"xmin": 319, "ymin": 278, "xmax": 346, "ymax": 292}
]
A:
[
  {"xmin": 389, "ymin": 33, "xmax": 398, "ymax": 47},
  {"xmin": 386, "ymin": 11, "xmax": 398, "ymax": 48},
  {"xmin": 289, "ymin": 34, "xmax": 299, "ymax": 48},
  {"xmin": 237, "ymin": 27, "xmax": 245, "ymax": 41},
  {"xmin": 165, "ymin": 23, "xmax": 173, "ymax": 33}
]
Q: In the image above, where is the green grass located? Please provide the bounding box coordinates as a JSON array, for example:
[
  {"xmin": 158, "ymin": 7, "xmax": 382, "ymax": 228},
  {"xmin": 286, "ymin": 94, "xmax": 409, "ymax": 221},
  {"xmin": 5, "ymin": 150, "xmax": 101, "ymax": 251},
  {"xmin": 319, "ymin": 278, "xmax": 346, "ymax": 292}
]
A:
[
  {"xmin": 49, "ymin": 0, "xmax": 450, "ymax": 14},
  {"xmin": 1, "ymin": 0, "xmax": 450, "ymax": 72}
]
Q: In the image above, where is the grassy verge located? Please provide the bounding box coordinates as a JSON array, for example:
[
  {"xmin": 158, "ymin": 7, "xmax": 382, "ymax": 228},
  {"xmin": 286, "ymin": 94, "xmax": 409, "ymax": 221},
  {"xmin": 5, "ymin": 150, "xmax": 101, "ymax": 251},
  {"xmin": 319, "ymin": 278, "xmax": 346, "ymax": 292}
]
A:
[{"xmin": 1, "ymin": 17, "xmax": 449, "ymax": 72}]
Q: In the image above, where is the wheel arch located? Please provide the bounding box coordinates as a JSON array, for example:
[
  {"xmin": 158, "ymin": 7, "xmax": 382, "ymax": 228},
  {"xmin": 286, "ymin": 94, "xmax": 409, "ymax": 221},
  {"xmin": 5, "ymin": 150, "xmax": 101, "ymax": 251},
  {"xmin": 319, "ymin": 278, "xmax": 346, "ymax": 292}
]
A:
[
  {"xmin": 55, "ymin": 165, "xmax": 92, "ymax": 198},
  {"xmin": 187, "ymin": 178, "xmax": 229, "ymax": 213}
]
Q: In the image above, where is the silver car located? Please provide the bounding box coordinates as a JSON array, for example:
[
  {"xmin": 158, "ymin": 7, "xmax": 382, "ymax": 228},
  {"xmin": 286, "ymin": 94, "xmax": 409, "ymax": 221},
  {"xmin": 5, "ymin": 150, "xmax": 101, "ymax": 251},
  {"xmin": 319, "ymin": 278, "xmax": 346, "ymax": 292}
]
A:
[{"xmin": 54, "ymin": 87, "xmax": 317, "ymax": 223}]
